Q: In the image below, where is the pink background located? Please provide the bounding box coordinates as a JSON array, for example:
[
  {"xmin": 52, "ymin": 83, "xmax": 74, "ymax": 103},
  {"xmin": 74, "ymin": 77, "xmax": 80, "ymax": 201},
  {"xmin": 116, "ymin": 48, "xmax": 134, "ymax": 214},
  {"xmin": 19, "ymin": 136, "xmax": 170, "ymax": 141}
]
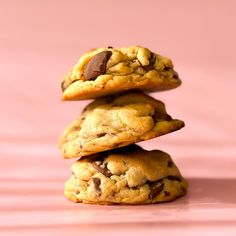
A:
[{"xmin": 0, "ymin": 0, "xmax": 236, "ymax": 235}]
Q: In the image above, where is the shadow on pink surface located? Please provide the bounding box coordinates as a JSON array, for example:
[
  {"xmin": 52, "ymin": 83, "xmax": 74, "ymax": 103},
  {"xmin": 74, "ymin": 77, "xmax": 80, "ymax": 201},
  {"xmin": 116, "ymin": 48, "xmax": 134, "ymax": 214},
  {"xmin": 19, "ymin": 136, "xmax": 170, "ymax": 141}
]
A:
[
  {"xmin": 1, "ymin": 178, "xmax": 236, "ymax": 219},
  {"xmin": 1, "ymin": 177, "xmax": 236, "ymax": 236}
]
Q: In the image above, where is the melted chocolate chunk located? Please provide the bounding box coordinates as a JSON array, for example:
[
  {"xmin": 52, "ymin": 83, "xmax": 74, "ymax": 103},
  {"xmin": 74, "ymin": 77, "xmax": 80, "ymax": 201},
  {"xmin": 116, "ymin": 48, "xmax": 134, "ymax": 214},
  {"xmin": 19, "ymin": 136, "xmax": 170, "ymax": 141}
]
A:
[
  {"xmin": 84, "ymin": 51, "xmax": 112, "ymax": 81},
  {"xmin": 143, "ymin": 53, "xmax": 156, "ymax": 71},
  {"xmin": 131, "ymin": 186, "xmax": 140, "ymax": 190},
  {"xmin": 173, "ymin": 71, "xmax": 179, "ymax": 79},
  {"xmin": 163, "ymin": 65, "xmax": 171, "ymax": 71},
  {"xmin": 149, "ymin": 181, "xmax": 164, "ymax": 199},
  {"xmin": 96, "ymin": 133, "xmax": 107, "ymax": 138},
  {"xmin": 92, "ymin": 177, "xmax": 101, "ymax": 196},
  {"xmin": 92, "ymin": 162, "xmax": 112, "ymax": 177}
]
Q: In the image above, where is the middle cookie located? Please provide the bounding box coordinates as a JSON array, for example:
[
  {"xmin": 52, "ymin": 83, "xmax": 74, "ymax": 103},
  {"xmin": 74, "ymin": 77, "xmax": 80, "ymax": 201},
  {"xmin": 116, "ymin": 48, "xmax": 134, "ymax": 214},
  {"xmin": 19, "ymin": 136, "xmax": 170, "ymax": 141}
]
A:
[{"xmin": 60, "ymin": 92, "xmax": 184, "ymax": 159}]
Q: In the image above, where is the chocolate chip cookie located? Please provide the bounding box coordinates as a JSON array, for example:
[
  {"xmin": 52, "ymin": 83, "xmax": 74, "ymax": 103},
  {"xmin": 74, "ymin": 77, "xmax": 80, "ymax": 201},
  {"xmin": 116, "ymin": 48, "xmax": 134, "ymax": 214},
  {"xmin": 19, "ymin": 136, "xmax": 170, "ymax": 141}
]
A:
[
  {"xmin": 60, "ymin": 92, "xmax": 184, "ymax": 159},
  {"xmin": 61, "ymin": 46, "xmax": 181, "ymax": 100},
  {"xmin": 64, "ymin": 145, "xmax": 188, "ymax": 204}
]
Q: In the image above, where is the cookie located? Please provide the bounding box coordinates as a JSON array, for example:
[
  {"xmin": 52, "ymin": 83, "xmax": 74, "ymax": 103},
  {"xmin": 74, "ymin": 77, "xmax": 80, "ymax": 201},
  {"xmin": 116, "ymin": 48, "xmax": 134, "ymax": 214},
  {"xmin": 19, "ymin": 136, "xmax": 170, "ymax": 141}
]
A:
[
  {"xmin": 60, "ymin": 92, "xmax": 184, "ymax": 159},
  {"xmin": 64, "ymin": 145, "xmax": 188, "ymax": 204},
  {"xmin": 61, "ymin": 46, "xmax": 181, "ymax": 100}
]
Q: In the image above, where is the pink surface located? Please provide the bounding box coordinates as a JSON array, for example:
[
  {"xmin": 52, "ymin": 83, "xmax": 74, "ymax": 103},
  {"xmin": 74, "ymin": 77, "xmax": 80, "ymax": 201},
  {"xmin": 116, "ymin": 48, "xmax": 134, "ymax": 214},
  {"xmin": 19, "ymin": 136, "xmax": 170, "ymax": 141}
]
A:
[{"xmin": 1, "ymin": 0, "xmax": 236, "ymax": 235}]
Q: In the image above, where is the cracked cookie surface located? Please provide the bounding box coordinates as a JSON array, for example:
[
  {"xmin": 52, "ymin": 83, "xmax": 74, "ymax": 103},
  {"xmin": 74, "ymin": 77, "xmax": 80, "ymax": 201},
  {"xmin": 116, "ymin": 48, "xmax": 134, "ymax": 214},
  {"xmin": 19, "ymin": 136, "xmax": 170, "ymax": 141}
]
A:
[
  {"xmin": 64, "ymin": 145, "xmax": 188, "ymax": 204},
  {"xmin": 59, "ymin": 92, "xmax": 184, "ymax": 159},
  {"xmin": 61, "ymin": 46, "xmax": 181, "ymax": 100}
]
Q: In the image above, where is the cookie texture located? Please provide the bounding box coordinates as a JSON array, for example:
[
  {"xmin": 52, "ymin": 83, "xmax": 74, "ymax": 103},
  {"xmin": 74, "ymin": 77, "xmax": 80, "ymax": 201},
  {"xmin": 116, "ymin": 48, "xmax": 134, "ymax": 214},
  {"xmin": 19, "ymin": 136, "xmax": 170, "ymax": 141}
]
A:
[
  {"xmin": 64, "ymin": 145, "xmax": 188, "ymax": 204},
  {"xmin": 61, "ymin": 46, "xmax": 181, "ymax": 100},
  {"xmin": 59, "ymin": 92, "xmax": 185, "ymax": 159}
]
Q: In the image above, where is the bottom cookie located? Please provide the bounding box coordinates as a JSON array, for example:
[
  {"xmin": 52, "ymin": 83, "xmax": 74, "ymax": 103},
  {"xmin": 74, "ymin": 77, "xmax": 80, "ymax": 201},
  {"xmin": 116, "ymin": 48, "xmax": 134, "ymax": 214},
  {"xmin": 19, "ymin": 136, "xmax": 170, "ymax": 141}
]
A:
[{"xmin": 64, "ymin": 145, "xmax": 188, "ymax": 204}]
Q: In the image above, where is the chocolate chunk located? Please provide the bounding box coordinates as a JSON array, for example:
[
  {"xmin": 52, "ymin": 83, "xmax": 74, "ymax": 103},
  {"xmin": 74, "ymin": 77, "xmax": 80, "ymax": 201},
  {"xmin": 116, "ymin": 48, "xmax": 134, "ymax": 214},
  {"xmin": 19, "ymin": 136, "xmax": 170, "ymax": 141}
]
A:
[
  {"xmin": 149, "ymin": 181, "xmax": 164, "ymax": 199},
  {"xmin": 173, "ymin": 71, "xmax": 179, "ymax": 79},
  {"xmin": 84, "ymin": 51, "xmax": 112, "ymax": 81},
  {"xmin": 166, "ymin": 176, "xmax": 181, "ymax": 181},
  {"xmin": 108, "ymin": 46, "xmax": 113, "ymax": 49},
  {"xmin": 131, "ymin": 186, "xmax": 140, "ymax": 190},
  {"xmin": 143, "ymin": 53, "xmax": 156, "ymax": 71},
  {"xmin": 92, "ymin": 162, "xmax": 112, "ymax": 177},
  {"xmin": 92, "ymin": 177, "xmax": 101, "ymax": 196},
  {"xmin": 97, "ymin": 133, "xmax": 107, "ymax": 138},
  {"xmin": 163, "ymin": 65, "xmax": 171, "ymax": 71}
]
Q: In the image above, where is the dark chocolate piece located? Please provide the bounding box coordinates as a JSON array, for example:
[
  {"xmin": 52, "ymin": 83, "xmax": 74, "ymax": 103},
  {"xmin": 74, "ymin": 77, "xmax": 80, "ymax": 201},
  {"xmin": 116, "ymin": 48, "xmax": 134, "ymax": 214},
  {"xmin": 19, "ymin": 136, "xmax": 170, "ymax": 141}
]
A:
[
  {"xmin": 84, "ymin": 51, "xmax": 112, "ymax": 81},
  {"xmin": 92, "ymin": 177, "xmax": 101, "ymax": 196},
  {"xmin": 92, "ymin": 162, "xmax": 112, "ymax": 177},
  {"xmin": 97, "ymin": 133, "xmax": 107, "ymax": 138},
  {"xmin": 149, "ymin": 181, "xmax": 164, "ymax": 199},
  {"xmin": 143, "ymin": 53, "xmax": 156, "ymax": 71},
  {"xmin": 163, "ymin": 65, "xmax": 171, "ymax": 71},
  {"xmin": 173, "ymin": 71, "xmax": 179, "ymax": 79}
]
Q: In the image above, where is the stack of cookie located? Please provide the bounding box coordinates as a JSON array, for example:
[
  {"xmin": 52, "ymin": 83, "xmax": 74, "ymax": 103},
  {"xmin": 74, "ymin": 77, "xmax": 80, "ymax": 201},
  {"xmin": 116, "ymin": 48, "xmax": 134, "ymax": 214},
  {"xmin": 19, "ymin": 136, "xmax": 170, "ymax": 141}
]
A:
[{"xmin": 60, "ymin": 46, "xmax": 187, "ymax": 204}]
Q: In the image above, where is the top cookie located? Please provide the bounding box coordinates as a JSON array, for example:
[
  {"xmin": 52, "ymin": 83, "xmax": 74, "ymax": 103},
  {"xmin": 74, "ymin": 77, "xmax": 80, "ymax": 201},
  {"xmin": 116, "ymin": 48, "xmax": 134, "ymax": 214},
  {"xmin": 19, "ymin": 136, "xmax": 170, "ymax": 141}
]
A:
[{"xmin": 61, "ymin": 46, "xmax": 181, "ymax": 100}]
